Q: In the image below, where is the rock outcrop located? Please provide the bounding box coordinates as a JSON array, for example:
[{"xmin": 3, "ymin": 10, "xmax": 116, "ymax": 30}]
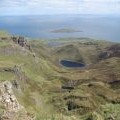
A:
[
  {"xmin": 11, "ymin": 36, "xmax": 31, "ymax": 51},
  {"xmin": 12, "ymin": 36, "xmax": 26, "ymax": 47},
  {"xmin": 0, "ymin": 81, "xmax": 35, "ymax": 120},
  {"xmin": 99, "ymin": 44, "xmax": 120, "ymax": 60}
]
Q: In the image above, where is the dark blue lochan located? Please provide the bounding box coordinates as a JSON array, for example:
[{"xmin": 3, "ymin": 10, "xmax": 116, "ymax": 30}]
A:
[{"xmin": 60, "ymin": 60, "xmax": 85, "ymax": 68}]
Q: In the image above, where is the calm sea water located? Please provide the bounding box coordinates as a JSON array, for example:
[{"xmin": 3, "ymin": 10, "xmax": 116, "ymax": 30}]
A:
[{"xmin": 0, "ymin": 14, "xmax": 120, "ymax": 42}]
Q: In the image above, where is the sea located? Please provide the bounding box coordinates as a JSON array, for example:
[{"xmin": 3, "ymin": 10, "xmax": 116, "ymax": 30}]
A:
[{"xmin": 0, "ymin": 14, "xmax": 120, "ymax": 42}]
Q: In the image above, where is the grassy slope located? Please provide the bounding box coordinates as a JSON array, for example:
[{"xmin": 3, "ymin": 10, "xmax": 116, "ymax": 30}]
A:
[
  {"xmin": 0, "ymin": 37, "xmax": 68, "ymax": 119},
  {"xmin": 45, "ymin": 38, "xmax": 120, "ymax": 120},
  {"xmin": 0, "ymin": 36, "xmax": 120, "ymax": 120}
]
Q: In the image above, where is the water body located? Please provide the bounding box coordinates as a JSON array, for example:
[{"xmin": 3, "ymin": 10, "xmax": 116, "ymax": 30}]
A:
[
  {"xmin": 60, "ymin": 60, "xmax": 85, "ymax": 68},
  {"xmin": 0, "ymin": 14, "xmax": 120, "ymax": 42}
]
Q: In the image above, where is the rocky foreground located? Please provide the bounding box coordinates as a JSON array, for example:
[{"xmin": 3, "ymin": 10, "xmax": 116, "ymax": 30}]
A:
[{"xmin": 0, "ymin": 81, "xmax": 35, "ymax": 120}]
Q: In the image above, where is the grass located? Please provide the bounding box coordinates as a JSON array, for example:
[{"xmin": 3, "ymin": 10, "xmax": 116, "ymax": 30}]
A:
[
  {"xmin": 0, "ymin": 30, "xmax": 10, "ymax": 38},
  {"xmin": 0, "ymin": 72, "xmax": 16, "ymax": 81},
  {"xmin": 100, "ymin": 103, "xmax": 120, "ymax": 120},
  {"xmin": 0, "ymin": 40, "xmax": 11, "ymax": 47},
  {"xmin": 0, "ymin": 36, "xmax": 120, "ymax": 120}
]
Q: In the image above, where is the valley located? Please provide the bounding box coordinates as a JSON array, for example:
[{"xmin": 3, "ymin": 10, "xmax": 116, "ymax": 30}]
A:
[{"xmin": 0, "ymin": 31, "xmax": 120, "ymax": 120}]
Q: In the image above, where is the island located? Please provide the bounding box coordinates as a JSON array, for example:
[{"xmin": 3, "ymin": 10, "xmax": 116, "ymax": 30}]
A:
[{"xmin": 51, "ymin": 28, "xmax": 82, "ymax": 33}]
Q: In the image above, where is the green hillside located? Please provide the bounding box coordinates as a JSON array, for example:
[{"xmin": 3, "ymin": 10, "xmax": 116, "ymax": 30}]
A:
[{"xmin": 0, "ymin": 34, "xmax": 120, "ymax": 120}]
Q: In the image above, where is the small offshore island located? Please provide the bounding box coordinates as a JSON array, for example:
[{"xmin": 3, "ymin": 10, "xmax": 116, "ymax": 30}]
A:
[
  {"xmin": 51, "ymin": 28, "xmax": 82, "ymax": 33},
  {"xmin": 0, "ymin": 31, "xmax": 120, "ymax": 120}
]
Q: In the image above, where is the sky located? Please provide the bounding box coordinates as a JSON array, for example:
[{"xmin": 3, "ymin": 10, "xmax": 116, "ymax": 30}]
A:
[{"xmin": 0, "ymin": 0, "xmax": 120, "ymax": 15}]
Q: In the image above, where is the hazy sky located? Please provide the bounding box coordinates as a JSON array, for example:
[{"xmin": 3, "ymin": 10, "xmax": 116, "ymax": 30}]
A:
[{"xmin": 0, "ymin": 0, "xmax": 120, "ymax": 15}]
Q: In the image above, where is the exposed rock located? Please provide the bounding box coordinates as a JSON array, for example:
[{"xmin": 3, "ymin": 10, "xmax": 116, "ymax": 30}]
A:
[
  {"xmin": 11, "ymin": 36, "xmax": 26, "ymax": 47},
  {"xmin": 0, "ymin": 81, "xmax": 35, "ymax": 120},
  {"xmin": 12, "ymin": 80, "xmax": 19, "ymax": 89},
  {"xmin": 67, "ymin": 101, "xmax": 80, "ymax": 111},
  {"xmin": 61, "ymin": 80, "xmax": 83, "ymax": 92},
  {"xmin": 11, "ymin": 36, "xmax": 31, "ymax": 51},
  {"xmin": 0, "ymin": 37, "xmax": 8, "ymax": 40},
  {"xmin": 0, "ymin": 67, "xmax": 14, "ymax": 72},
  {"xmin": 64, "ymin": 95, "xmax": 88, "ymax": 101},
  {"xmin": 11, "ymin": 36, "xmax": 18, "ymax": 44},
  {"xmin": 13, "ymin": 65, "xmax": 29, "ymax": 82},
  {"xmin": 18, "ymin": 36, "xmax": 25, "ymax": 47},
  {"xmin": 99, "ymin": 44, "xmax": 120, "ymax": 60}
]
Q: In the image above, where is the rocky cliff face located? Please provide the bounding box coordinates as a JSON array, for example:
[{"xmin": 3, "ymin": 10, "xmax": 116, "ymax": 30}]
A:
[
  {"xmin": 0, "ymin": 81, "xmax": 34, "ymax": 120},
  {"xmin": 98, "ymin": 44, "xmax": 120, "ymax": 60}
]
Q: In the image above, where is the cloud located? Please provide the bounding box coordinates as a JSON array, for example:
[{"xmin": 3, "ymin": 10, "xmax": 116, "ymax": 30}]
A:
[{"xmin": 0, "ymin": 0, "xmax": 120, "ymax": 15}]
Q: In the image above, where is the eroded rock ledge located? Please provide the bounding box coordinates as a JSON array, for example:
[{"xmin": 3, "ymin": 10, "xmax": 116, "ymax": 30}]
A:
[{"xmin": 0, "ymin": 81, "xmax": 35, "ymax": 120}]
